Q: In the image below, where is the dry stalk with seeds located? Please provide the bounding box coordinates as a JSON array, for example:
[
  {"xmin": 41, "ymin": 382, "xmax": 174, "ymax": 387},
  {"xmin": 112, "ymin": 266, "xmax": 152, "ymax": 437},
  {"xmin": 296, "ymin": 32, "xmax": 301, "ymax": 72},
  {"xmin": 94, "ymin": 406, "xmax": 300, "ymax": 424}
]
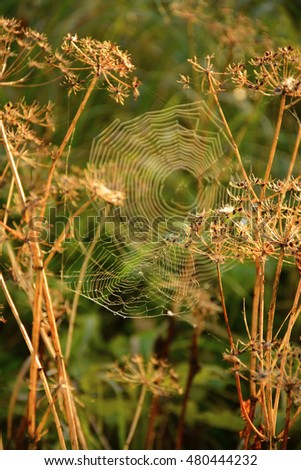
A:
[
  {"xmin": 0, "ymin": 16, "xmax": 139, "ymax": 449},
  {"xmin": 184, "ymin": 46, "xmax": 301, "ymax": 449},
  {"xmin": 107, "ymin": 354, "xmax": 183, "ymax": 450}
]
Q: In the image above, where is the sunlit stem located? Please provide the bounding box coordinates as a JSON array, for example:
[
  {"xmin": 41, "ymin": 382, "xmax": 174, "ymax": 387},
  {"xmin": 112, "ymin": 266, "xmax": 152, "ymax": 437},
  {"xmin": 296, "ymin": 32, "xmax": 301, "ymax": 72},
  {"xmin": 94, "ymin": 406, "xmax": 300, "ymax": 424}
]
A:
[
  {"xmin": 207, "ymin": 74, "xmax": 257, "ymax": 201},
  {"xmin": 40, "ymin": 74, "xmax": 98, "ymax": 219},
  {"xmin": 261, "ymin": 94, "xmax": 286, "ymax": 195},
  {"xmin": 0, "ymin": 274, "xmax": 66, "ymax": 450},
  {"xmin": 65, "ymin": 221, "xmax": 102, "ymax": 363},
  {"xmin": 273, "ymin": 277, "xmax": 301, "ymax": 435}
]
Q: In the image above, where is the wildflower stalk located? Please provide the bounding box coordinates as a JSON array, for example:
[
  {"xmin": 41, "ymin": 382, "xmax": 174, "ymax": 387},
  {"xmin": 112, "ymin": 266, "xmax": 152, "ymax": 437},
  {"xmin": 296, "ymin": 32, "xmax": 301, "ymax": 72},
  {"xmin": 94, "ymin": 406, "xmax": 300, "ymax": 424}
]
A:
[
  {"xmin": 28, "ymin": 269, "xmax": 43, "ymax": 447},
  {"xmin": 44, "ymin": 196, "xmax": 95, "ymax": 268},
  {"xmin": 65, "ymin": 220, "xmax": 102, "ymax": 363},
  {"xmin": 40, "ymin": 74, "xmax": 98, "ymax": 219},
  {"xmin": 262, "ymin": 94, "xmax": 286, "ymax": 194},
  {"xmin": 281, "ymin": 390, "xmax": 293, "ymax": 450},
  {"xmin": 216, "ymin": 264, "xmax": 234, "ymax": 351},
  {"xmin": 1, "ymin": 120, "xmax": 79, "ymax": 449},
  {"xmin": 187, "ymin": 45, "xmax": 301, "ymax": 448},
  {"xmin": 0, "ymin": 274, "xmax": 66, "ymax": 449},
  {"xmin": 123, "ymin": 383, "xmax": 148, "ymax": 450},
  {"xmin": 217, "ymin": 265, "xmax": 264, "ymax": 440},
  {"xmin": 175, "ymin": 325, "xmax": 201, "ymax": 449},
  {"xmin": 266, "ymin": 249, "xmax": 285, "ymax": 344},
  {"xmin": 206, "ymin": 73, "xmax": 257, "ymax": 200},
  {"xmin": 285, "ymin": 123, "xmax": 301, "ymax": 182},
  {"xmin": 272, "ymin": 277, "xmax": 301, "ymax": 431},
  {"xmin": 250, "ymin": 260, "xmax": 260, "ymax": 398}
]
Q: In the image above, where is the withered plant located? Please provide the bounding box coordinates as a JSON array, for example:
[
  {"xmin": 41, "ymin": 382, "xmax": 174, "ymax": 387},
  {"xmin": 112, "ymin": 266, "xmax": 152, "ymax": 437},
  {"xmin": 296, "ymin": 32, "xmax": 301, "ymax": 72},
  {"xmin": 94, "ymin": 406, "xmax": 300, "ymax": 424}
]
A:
[
  {"xmin": 0, "ymin": 17, "xmax": 139, "ymax": 449},
  {"xmin": 183, "ymin": 46, "xmax": 301, "ymax": 449}
]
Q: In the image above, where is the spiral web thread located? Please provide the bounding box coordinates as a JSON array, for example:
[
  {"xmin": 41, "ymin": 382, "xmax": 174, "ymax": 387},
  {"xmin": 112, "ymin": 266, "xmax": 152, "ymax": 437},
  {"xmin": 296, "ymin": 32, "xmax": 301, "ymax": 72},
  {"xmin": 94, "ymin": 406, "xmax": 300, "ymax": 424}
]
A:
[{"xmin": 64, "ymin": 101, "xmax": 238, "ymax": 317}]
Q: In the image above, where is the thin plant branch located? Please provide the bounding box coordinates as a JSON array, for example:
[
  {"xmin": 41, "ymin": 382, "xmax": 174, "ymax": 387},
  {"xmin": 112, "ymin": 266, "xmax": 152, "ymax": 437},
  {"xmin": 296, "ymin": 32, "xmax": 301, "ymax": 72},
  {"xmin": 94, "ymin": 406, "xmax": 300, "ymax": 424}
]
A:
[
  {"xmin": 175, "ymin": 325, "xmax": 201, "ymax": 449},
  {"xmin": 1, "ymin": 119, "xmax": 79, "ymax": 449},
  {"xmin": 40, "ymin": 74, "xmax": 98, "ymax": 219},
  {"xmin": 123, "ymin": 383, "xmax": 148, "ymax": 450},
  {"xmin": 0, "ymin": 274, "xmax": 66, "ymax": 450}
]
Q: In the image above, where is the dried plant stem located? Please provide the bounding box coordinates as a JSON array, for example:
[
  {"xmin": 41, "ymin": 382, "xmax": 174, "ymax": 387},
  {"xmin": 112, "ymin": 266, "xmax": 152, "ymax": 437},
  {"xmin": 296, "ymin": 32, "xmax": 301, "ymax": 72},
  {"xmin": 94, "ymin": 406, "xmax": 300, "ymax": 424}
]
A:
[
  {"xmin": 65, "ymin": 222, "xmax": 101, "ymax": 363},
  {"xmin": 272, "ymin": 277, "xmax": 301, "ymax": 433},
  {"xmin": 281, "ymin": 396, "xmax": 301, "ymax": 436},
  {"xmin": 28, "ymin": 269, "xmax": 43, "ymax": 447},
  {"xmin": 256, "ymin": 259, "xmax": 275, "ymax": 446},
  {"xmin": 1, "ymin": 121, "xmax": 79, "ymax": 449},
  {"xmin": 145, "ymin": 396, "xmax": 160, "ymax": 449},
  {"xmin": 266, "ymin": 250, "xmax": 284, "ymax": 344},
  {"xmin": 175, "ymin": 326, "xmax": 201, "ymax": 450},
  {"xmin": 250, "ymin": 260, "xmax": 260, "ymax": 398},
  {"xmin": 123, "ymin": 384, "xmax": 148, "ymax": 450},
  {"xmin": 217, "ymin": 264, "xmax": 266, "ymax": 442},
  {"xmin": 40, "ymin": 75, "xmax": 98, "ymax": 219},
  {"xmin": 44, "ymin": 197, "xmax": 94, "ymax": 268},
  {"xmin": 71, "ymin": 395, "xmax": 88, "ymax": 450},
  {"xmin": 234, "ymin": 372, "xmax": 266, "ymax": 442},
  {"xmin": 4, "ymin": 241, "xmax": 34, "ymax": 302},
  {"xmin": 7, "ymin": 357, "xmax": 31, "ymax": 441},
  {"xmin": 42, "ymin": 274, "xmax": 79, "ymax": 448},
  {"xmin": 207, "ymin": 74, "xmax": 257, "ymax": 200},
  {"xmin": 216, "ymin": 264, "xmax": 234, "ymax": 351},
  {"xmin": 285, "ymin": 123, "xmax": 301, "ymax": 182},
  {"xmin": 281, "ymin": 390, "xmax": 293, "ymax": 450},
  {"xmin": 264, "ymin": 250, "xmax": 284, "ymax": 445},
  {"xmin": 0, "ymin": 274, "xmax": 66, "ymax": 449},
  {"xmin": 187, "ymin": 21, "xmax": 201, "ymax": 96},
  {"xmin": 5, "ymin": 240, "xmax": 57, "ymax": 361},
  {"xmin": 262, "ymin": 94, "xmax": 286, "ymax": 191},
  {"xmin": 145, "ymin": 316, "xmax": 175, "ymax": 449}
]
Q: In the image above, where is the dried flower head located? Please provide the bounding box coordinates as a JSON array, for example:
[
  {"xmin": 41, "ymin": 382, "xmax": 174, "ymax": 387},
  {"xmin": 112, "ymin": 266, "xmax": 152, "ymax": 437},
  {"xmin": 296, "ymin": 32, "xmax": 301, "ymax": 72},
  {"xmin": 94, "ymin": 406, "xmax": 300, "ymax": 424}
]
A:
[
  {"xmin": 0, "ymin": 99, "xmax": 54, "ymax": 162},
  {"xmin": 0, "ymin": 17, "xmax": 141, "ymax": 103},
  {"xmin": 61, "ymin": 34, "xmax": 140, "ymax": 101},
  {"xmin": 51, "ymin": 172, "xmax": 81, "ymax": 205},
  {"xmin": 0, "ymin": 17, "xmax": 53, "ymax": 86},
  {"xmin": 228, "ymin": 46, "xmax": 301, "ymax": 101},
  {"xmin": 108, "ymin": 354, "xmax": 183, "ymax": 397}
]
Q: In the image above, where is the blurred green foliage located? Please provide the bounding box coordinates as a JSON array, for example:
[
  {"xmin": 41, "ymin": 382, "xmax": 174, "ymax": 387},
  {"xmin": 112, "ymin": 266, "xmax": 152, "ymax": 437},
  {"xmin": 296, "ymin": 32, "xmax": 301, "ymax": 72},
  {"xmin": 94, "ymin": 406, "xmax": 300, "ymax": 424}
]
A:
[{"xmin": 1, "ymin": 0, "xmax": 301, "ymax": 450}]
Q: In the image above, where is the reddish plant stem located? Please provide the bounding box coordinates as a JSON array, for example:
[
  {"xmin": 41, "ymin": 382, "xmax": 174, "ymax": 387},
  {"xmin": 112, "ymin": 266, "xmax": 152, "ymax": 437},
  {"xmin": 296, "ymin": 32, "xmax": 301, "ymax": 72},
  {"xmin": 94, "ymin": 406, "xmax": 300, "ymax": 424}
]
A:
[
  {"xmin": 27, "ymin": 268, "xmax": 43, "ymax": 448},
  {"xmin": 243, "ymin": 397, "xmax": 258, "ymax": 450},
  {"xmin": 281, "ymin": 390, "xmax": 293, "ymax": 450},
  {"xmin": 145, "ymin": 317, "xmax": 175, "ymax": 449},
  {"xmin": 175, "ymin": 326, "xmax": 201, "ymax": 449},
  {"xmin": 217, "ymin": 264, "xmax": 266, "ymax": 444},
  {"xmin": 145, "ymin": 396, "xmax": 160, "ymax": 450}
]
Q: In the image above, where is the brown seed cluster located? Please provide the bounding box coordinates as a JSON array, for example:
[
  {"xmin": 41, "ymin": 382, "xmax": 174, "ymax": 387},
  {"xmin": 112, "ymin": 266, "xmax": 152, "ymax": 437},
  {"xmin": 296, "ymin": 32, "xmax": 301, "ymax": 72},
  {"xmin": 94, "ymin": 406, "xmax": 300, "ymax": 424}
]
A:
[
  {"xmin": 108, "ymin": 354, "xmax": 183, "ymax": 397},
  {"xmin": 0, "ymin": 16, "xmax": 140, "ymax": 101}
]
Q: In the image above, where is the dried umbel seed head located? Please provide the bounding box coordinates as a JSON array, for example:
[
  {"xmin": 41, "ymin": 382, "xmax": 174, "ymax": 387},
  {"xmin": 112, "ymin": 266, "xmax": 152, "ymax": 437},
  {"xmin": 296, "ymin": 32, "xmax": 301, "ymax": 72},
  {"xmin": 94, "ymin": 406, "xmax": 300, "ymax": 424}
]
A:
[
  {"xmin": 107, "ymin": 355, "xmax": 183, "ymax": 397},
  {"xmin": 60, "ymin": 34, "xmax": 140, "ymax": 102},
  {"xmin": 227, "ymin": 46, "xmax": 301, "ymax": 99}
]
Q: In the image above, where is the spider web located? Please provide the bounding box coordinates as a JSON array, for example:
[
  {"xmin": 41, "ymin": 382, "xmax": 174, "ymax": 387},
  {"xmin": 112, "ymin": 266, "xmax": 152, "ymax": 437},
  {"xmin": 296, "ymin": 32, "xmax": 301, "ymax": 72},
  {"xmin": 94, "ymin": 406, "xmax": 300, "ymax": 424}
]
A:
[{"xmin": 64, "ymin": 101, "xmax": 238, "ymax": 317}]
